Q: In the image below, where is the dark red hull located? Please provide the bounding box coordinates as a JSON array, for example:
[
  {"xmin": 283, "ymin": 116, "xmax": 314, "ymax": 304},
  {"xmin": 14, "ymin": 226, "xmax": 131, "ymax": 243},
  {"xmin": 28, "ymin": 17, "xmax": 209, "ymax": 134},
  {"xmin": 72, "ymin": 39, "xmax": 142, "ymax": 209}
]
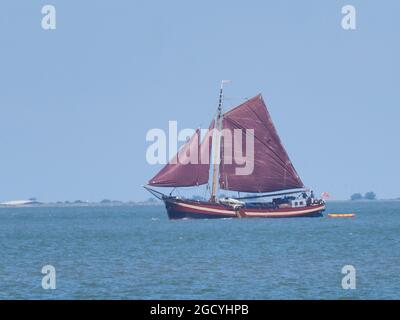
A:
[{"xmin": 164, "ymin": 198, "xmax": 325, "ymax": 220}]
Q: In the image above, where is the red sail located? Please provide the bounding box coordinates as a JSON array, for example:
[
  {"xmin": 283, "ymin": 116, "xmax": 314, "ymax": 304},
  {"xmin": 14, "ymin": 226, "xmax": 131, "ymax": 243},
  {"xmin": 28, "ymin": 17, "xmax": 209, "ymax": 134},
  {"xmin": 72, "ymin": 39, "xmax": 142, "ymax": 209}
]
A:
[
  {"xmin": 219, "ymin": 94, "xmax": 304, "ymax": 193},
  {"xmin": 148, "ymin": 122, "xmax": 214, "ymax": 187}
]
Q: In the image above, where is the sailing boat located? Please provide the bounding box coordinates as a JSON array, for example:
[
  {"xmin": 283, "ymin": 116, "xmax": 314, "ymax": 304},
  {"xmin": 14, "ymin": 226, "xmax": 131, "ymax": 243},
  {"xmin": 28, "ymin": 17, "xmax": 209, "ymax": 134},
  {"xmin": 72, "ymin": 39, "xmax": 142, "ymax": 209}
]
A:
[{"xmin": 145, "ymin": 82, "xmax": 325, "ymax": 219}]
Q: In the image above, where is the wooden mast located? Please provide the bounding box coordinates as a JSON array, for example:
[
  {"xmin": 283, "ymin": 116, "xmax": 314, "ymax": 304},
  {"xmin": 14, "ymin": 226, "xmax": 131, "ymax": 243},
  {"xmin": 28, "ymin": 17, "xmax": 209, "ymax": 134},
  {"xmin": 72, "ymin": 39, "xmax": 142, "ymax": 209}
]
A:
[{"xmin": 210, "ymin": 80, "xmax": 229, "ymax": 202}]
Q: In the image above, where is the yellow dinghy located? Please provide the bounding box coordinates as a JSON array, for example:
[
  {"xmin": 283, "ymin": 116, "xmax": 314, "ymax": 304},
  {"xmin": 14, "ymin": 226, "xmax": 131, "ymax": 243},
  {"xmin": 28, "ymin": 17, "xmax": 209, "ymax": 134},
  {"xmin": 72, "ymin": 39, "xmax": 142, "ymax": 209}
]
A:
[{"xmin": 328, "ymin": 213, "xmax": 355, "ymax": 218}]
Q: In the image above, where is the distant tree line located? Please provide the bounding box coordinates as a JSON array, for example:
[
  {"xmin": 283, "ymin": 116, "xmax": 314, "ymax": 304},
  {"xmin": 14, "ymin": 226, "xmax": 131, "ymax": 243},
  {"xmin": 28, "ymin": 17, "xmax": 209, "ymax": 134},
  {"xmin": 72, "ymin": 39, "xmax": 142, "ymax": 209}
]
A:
[{"xmin": 350, "ymin": 192, "xmax": 376, "ymax": 201}]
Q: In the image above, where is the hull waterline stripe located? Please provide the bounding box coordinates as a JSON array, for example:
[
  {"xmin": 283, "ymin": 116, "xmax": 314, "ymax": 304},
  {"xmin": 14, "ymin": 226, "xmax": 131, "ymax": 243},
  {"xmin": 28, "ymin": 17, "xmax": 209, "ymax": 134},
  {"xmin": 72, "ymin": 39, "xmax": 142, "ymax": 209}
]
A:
[{"xmin": 174, "ymin": 202, "xmax": 325, "ymax": 216}]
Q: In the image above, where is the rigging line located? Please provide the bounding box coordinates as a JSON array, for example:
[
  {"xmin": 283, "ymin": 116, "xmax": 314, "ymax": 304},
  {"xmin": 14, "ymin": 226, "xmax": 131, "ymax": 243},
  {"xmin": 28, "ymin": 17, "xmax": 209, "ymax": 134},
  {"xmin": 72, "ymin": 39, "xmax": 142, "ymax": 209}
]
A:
[
  {"xmin": 223, "ymin": 97, "xmax": 250, "ymax": 101},
  {"xmin": 143, "ymin": 186, "xmax": 167, "ymax": 200},
  {"xmin": 203, "ymin": 185, "xmax": 209, "ymax": 199},
  {"xmin": 222, "ymin": 94, "xmax": 259, "ymax": 117}
]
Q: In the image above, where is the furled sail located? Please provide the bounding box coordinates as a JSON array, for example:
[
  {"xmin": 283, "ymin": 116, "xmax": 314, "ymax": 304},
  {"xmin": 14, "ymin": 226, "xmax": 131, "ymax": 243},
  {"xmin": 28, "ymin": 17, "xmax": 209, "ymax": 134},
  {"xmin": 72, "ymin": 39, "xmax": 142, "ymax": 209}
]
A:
[
  {"xmin": 148, "ymin": 122, "xmax": 214, "ymax": 187},
  {"xmin": 219, "ymin": 94, "xmax": 304, "ymax": 193}
]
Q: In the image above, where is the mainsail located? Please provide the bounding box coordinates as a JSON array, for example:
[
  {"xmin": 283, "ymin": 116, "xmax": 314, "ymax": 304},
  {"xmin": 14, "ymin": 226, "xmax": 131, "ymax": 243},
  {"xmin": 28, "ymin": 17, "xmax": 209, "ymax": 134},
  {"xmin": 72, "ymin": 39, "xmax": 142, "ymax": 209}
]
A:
[
  {"xmin": 219, "ymin": 94, "xmax": 304, "ymax": 193},
  {"xmin": 148, "ymin": 122, "xmax": 214, "ymax": 187}
]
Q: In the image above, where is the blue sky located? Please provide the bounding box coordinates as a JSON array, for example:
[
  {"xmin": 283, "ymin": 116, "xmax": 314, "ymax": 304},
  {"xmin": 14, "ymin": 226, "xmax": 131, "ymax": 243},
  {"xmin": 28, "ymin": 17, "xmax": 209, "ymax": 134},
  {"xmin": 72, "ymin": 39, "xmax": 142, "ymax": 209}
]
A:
[{"xmin": 0, "ymin": 0, "xmax": 399, "ymax": 201}]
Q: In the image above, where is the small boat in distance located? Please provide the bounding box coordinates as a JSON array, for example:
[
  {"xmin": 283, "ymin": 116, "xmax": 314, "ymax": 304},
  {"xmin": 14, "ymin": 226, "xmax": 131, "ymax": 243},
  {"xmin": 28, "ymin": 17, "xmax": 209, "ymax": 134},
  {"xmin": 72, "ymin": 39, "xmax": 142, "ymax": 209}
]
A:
[
  {"xmin": 145, "ymin": 82, "xmax": 325, "ymax": 219},
  {"xmin": 0, "ymin": 199, "xmax": 42, "ymax": 207}
]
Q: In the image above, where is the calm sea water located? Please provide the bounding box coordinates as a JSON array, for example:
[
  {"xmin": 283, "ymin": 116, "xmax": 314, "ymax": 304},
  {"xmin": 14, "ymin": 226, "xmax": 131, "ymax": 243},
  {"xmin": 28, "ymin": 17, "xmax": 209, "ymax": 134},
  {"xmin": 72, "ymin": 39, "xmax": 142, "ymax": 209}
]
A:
[{"xmin": 0, "ymin": 201, "xmax": 399, "ymax": 299}]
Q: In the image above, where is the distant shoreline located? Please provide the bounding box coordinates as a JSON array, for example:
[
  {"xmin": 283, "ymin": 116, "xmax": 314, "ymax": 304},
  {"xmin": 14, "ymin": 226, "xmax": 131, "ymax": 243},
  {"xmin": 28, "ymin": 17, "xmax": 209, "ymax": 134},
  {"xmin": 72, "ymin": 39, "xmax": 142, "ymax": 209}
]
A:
[
  {"xmin": 0, "ymin": 198, "xmax": 399, "ymax": 208},
  {"xmin": 0, "ymin": 200, "xmax": 163, "ymax": 208},
  {"xmin": 326, "ymin": 199, "xmax": 400, "ymax": 202}
]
